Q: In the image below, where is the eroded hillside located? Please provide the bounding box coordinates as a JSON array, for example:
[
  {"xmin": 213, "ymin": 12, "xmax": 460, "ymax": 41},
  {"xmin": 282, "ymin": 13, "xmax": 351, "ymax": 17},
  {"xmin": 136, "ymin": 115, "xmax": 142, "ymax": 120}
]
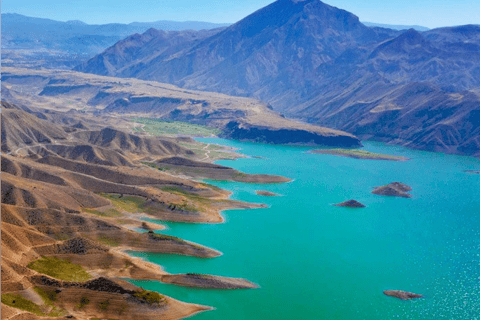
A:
[{"xmin": 0, "ymin": 101, "xmax": 284, "ymax": 319}]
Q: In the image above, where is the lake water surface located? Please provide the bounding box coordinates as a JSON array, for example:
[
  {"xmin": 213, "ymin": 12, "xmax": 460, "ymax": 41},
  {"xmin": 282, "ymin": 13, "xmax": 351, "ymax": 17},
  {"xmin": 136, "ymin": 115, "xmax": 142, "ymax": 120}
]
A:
[{"xmin": 129, "ymin": 139, "xmax": 480, "ymax": 319}]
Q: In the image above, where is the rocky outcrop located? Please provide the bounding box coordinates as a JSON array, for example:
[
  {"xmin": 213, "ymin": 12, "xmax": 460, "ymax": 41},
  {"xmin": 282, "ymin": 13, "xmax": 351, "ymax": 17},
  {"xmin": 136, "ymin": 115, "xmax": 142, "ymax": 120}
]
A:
[
  {"xmin": 372, "ymin": 182, "xmax": 412, "ymax": 198},
  {"xmin": 334, "ymin": 200, "xmax": 365, "ymax": 208},
  {"xmin": 384, "ymin": 290, "xmax": 423, "ymax": 300}
]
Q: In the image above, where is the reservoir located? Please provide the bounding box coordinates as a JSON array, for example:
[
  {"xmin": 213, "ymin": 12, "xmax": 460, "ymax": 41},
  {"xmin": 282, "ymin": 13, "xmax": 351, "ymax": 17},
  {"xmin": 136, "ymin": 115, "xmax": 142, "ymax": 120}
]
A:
[{"xmin": 129, "ymin": 138, "xmax": 480, "ymax": 319}]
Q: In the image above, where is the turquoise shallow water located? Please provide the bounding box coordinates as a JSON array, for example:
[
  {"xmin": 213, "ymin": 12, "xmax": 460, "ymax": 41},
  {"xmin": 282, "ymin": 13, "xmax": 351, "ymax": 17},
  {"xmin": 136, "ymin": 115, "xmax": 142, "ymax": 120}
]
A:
[{"xmin": 129, "ymin": 139, "xmax": 480, "ymax": 319}]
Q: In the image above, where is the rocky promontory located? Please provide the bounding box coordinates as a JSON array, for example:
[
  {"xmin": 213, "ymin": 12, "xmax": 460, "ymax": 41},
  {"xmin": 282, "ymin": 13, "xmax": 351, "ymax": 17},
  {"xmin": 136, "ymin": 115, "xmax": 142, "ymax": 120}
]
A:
[
  {"xmin": 222, "ymin": 121, "xmax": 361, "ymax": 147},
  {"xmin": 372, "ymin": 182, "xmax": 412, "ymax": 198},
  {"xmin": 161, "ymin": 273, "xmax": 259, "ymax": 289},
  {"xmin": 384, "ymin": 290, "xmax": 423, "ymax": 300},
  {"xmin": 334, "ymin": 200, "xmax": 365, "ymax": 208},
  {"xmin": 155, "ymin": 156, "xmax": 291, "ymax": 183}
]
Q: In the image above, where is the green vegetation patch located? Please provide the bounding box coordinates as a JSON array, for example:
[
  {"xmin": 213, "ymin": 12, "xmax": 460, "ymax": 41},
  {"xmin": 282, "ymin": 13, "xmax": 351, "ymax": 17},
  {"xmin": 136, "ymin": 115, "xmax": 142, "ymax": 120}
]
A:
[
  {"xmin": 97, "ymin": 236, "xmax": 121, "ymax": 247},
  {"xmin": 1, "ymin": 293, "xmax": 46, "ymax": 316},
  {"xmin": 1, "ymin": 291, "xmax": 67, "ymax": 317},
  {"xmin": 160, "ymin": 186, "xmax": 212, "ymax": 211},
  {"xmin": 132, "ymin": 117, "xmax": 220, "ymax": 137},
  {"xmin": 98, "ymin": 193, "xmax": 147, "ymax": 213},
  {"xmin": 33, "ymin": 287, "xmax": 58, "ymax": 306},
  {"xmin": 311, "ymin": 149, "xmax": 410, "ymax": 161},
  {"xmin": 27, "ymin": 257, "xmax": 92, "ymax": 282},
  {"xmin": 84, "ymin": 208, "xmax": 123, "ymax": 217},
  {"xmin": 34, "ymin": 287, "xmax": 68, "ymax": 317},
  {"xmin": 133, "ymin": 290, "xmax": 166, "ymax": 305}
]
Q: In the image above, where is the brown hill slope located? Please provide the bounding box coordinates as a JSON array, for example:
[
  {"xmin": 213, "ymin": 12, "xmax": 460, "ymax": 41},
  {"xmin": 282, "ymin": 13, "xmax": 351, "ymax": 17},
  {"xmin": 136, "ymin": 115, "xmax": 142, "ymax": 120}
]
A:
[
  {"xmin": 1, "ymin": 102, "xmax": 68, "ymax": 153},
  {"xmin": 2, "ymin": 67, "xmax": 361, "ymax": 147},
  {"xmin": 73, "ymin": 127, "xmax": 195, "ymax": 156}
]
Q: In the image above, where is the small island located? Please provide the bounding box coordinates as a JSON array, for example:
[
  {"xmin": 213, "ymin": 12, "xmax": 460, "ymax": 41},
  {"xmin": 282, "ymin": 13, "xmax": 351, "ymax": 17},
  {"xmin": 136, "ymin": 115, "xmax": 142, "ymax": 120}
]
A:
[
  {"xmin": 372, "ymin": 182, "xmax": 412, "ymax": 198},
  {"xmin": 256, "ymin": 191, "xmax": 279, "ymax": 197},
  {"xmin": 384, "ymin": 290, "xmax": 423, "ymax": 300},
  {"xmin": 310, "ymin": 149, "xmax": 409, "ymax": 161},
  {"xmin": 334, "ymin": 199, "xmax": 366, "ymax": 208}
]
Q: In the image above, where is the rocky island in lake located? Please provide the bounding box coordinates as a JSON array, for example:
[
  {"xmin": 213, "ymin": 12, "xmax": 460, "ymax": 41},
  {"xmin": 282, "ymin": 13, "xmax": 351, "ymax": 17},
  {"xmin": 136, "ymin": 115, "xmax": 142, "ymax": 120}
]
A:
[
  {"xmin": 384, "ymin": 290, "xmax": 424, "ymax": 300},
  {"xmin": 372, "ymin": 182, "xmax": 413, "ymax": 198},
  {"xmin": 334, "ymin": 200, "xmax": 366, "ymax": 208}
]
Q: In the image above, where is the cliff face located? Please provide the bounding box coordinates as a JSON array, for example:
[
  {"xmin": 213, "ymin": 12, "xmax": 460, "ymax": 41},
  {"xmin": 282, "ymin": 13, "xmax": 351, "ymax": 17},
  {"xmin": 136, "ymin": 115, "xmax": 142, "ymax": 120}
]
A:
[{"xmin": 222, "ymin": 121, "xmax": 361, "ymax": 147}]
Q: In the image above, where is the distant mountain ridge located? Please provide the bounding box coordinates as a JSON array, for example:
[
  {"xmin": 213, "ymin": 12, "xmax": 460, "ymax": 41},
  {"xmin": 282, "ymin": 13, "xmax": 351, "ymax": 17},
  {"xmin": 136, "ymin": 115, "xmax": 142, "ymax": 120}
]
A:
[
  {"xmin": 1, "ymin": 13, "xmax": 229, "ymax": 69},
  {"xmin": 362, "ymin": 22, "xmax": 429, "ymax": 31},
  {"xmin": 76, "ymin": 0, "xmax": 480, "ymax": 157},
  {"xmin": 2, "ymin": 13, "xmax": 229, "ymax": 51}
]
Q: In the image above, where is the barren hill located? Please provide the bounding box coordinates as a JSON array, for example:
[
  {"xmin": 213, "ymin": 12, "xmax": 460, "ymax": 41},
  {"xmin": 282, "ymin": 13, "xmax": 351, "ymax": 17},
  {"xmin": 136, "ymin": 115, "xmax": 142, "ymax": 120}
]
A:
[{"xmin": 2, "ymin": 67, "xmax": 360, "ymax": 147}]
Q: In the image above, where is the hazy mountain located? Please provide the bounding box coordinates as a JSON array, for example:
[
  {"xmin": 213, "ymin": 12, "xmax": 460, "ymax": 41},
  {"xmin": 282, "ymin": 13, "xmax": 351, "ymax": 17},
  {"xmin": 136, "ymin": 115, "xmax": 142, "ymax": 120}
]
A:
[
  {"xmin": 129, "ymin": 20, "xmax": 230, "ymax": 31},
  {"xmin": 1, "ymin": 13, "xmax": 228, "ymax": 69},
  {"xmin": 76, "ymin": 0, "xmax": 480, "ymax": 156},
  {"xmin": 362, "ymin": 22, "xmax": 429, "ymax": 31},
  {"xmin": 2, "ymin": 13, "xmax": 229, "ymax": 48}
]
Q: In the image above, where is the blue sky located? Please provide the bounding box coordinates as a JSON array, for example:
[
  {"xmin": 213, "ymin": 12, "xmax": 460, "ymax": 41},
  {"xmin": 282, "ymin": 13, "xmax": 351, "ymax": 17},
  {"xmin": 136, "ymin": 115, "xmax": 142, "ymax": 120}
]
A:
[{"xmin": 3, "ymin": 0, "xmax": 479, "ymax": 28}]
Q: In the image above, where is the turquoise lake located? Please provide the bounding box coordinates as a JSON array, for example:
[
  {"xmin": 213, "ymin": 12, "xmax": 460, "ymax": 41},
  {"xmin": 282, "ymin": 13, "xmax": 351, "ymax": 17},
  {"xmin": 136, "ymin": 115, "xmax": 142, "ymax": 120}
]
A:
[{"xmin": 129, "ymin": 139, "xmax": 480, "ymax": 319}]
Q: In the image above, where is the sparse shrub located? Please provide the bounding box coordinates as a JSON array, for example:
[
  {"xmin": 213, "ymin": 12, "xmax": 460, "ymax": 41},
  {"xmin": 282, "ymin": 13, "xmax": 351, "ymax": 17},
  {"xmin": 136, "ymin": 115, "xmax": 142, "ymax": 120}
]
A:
[
  {"xmin": 133, "ymin": 290, "xmax": 166, "ymax": 305},
  {"xmin": 1, "ymin": 293, "xmax": 45, "ymax": 316},
  {"xmin": 98, "ymin": 300, "xmax": 110, "ymax": 311},
  {"xmin": 77, "ymin": 296, "xmax": 90, "ymax": 309}
]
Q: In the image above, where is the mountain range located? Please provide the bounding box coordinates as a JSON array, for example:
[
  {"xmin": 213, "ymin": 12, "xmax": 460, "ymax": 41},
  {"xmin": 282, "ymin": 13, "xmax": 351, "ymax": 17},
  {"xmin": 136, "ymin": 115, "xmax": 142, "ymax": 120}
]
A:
[
  {"xmin": 362, "ymin": 22, "xmax": 429, "ymax": 31},
  {"xmin": 2, "ymin": 13, "xmax": 229, "ymax": 51},
  {"xmin": 1, "ymin": 13, "xmax": 229, "ymax": 69},
  {"xmin": 75, "ymin": 0, "xmax": 480, "ymax": 157}
]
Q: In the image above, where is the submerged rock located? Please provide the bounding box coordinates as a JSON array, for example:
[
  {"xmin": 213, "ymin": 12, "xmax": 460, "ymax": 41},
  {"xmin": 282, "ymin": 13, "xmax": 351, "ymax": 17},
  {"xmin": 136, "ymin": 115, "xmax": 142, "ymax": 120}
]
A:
[
  {"xmin": 372, "ymin": 182, "xmax": 412, "ymax": 198},
  {"xmin": 334, "ymin": 200, "xmax": 365, "ymax": 208},
  {"xmin": 384, "ymin": 290, "xmax": 423, "ymax": 300},
  {"xmin": 464, "ymin": 170, "xmax": 480, "ymax": 174},
  {"xmin": 256, "ymin": 191, "xmax": 279, "ymax": 197}
]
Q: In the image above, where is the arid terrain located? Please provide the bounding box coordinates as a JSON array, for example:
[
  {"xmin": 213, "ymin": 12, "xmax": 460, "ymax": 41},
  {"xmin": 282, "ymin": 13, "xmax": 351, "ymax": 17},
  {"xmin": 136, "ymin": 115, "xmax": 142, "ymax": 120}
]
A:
[
  {"xmin": 0, "ymin": 99, "xmax": 292, "ymax": 319},
  {"xmin": 2, "ymin": 67, "xmax": 360, "ymax": 147}
]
